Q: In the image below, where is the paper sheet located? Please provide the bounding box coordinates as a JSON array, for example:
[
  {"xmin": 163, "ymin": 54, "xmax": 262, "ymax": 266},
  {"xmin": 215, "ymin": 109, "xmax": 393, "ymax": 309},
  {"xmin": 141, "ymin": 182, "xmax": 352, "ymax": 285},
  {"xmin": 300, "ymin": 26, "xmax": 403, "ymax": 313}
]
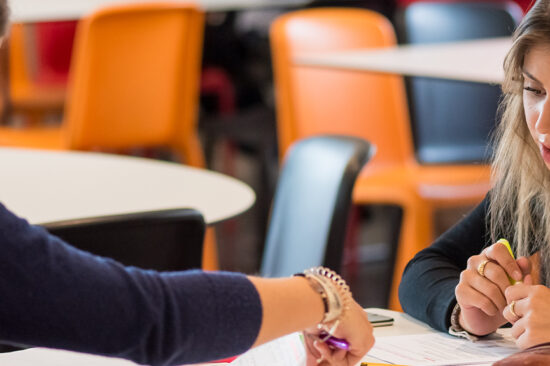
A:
[
  {"xmin": 365, "ymin": 331, "xmax": 517, "ymax": 366},
  {"xmin": 232, "ymin": 332, "xmax": 306, "ymax": 366}
]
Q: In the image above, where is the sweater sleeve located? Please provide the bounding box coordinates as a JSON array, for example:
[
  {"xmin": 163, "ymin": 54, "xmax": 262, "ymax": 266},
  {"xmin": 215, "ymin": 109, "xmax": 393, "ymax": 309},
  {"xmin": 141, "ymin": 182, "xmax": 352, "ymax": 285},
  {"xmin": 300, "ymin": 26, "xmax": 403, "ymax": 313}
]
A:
[
  {"xmin": 398, "ymin": 194, "xmax": 491, "ymax": 332},
  {"xmin": 0, "ymin": 202, "xmax": 262, "ymax": 366}
]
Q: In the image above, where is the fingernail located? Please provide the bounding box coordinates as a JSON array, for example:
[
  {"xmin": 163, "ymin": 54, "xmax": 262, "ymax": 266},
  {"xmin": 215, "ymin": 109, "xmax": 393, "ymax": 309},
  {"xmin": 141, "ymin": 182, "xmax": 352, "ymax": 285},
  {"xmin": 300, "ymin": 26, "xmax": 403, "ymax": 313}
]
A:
[{"xmin": 513, "ymin": 271, "xmax": 522, "ymax": 281}]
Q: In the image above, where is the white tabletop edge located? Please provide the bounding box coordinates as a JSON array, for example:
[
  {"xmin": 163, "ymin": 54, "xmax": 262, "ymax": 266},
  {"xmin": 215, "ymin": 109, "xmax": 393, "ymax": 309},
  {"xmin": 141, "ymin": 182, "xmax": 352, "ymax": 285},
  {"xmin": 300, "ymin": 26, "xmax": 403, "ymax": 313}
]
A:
[
  {"xmin": 9, "ymin": 0, "xmax": 312, "ymax": 23},
  {"xmin": 0, "ymin": 147, "xmax": 256, "ymax": 225},
  {"xmin": 295, "ymin": 37, "xmax": 511, "ymax": 85}
]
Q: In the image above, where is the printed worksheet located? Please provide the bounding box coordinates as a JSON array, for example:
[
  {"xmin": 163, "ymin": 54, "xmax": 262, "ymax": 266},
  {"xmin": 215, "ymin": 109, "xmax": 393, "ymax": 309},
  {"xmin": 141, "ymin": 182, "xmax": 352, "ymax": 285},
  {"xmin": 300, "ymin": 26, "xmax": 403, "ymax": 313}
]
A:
[{"xmin": 365, "ymin": 331, "xmax": 517, "ymax": 366}]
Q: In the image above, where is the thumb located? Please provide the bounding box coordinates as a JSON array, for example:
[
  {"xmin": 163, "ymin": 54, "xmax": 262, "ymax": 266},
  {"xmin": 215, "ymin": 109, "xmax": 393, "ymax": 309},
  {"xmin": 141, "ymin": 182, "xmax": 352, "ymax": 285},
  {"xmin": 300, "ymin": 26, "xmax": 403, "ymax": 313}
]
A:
[{"xmin": 516, "ymin": 257, "xmax": 532, "ymax": 278}]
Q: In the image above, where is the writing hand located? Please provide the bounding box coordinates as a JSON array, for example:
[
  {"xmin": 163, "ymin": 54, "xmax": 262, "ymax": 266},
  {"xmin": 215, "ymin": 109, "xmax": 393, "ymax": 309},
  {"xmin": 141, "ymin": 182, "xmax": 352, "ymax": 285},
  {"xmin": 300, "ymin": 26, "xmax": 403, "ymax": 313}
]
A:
[{"xmin": 304, "ymin": 301, "xmax": 373, "ymax": 366}]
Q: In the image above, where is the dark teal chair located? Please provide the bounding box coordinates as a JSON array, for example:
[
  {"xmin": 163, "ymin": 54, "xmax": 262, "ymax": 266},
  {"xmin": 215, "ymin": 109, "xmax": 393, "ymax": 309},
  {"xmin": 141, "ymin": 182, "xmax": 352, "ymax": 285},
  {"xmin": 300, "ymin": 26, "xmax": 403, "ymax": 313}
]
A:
[
  {"xmin": 260, "ymin": 135, "xmax": 372, "ymax": 277},
  {"xmin": 398, "ymin": 1, "xmax": 522, "ymax": 163}
]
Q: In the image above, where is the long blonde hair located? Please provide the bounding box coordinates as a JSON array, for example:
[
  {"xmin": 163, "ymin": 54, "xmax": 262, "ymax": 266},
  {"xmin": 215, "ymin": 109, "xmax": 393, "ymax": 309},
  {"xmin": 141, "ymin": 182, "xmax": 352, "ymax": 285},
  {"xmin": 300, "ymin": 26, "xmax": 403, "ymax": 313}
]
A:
[{"xmin": 490, "ymin": 0, "xmax": 550, "ymax": 284}]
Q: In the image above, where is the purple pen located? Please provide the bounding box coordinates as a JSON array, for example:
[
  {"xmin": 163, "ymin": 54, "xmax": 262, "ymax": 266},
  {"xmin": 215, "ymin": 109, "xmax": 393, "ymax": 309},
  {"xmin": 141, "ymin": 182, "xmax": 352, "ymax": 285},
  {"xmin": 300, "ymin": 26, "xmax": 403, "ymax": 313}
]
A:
[{"xmin": 319, "ymin": 331, "xmax": 350, "ymax": 351}]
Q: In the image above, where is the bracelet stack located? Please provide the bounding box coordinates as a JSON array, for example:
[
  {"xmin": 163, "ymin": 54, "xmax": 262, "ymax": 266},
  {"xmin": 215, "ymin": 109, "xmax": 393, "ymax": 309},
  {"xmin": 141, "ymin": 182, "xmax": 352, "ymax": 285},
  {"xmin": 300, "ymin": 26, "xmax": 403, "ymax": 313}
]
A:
[{"xmin": 295, "ymin": 266, "xmax": 351, "ymax": 336}]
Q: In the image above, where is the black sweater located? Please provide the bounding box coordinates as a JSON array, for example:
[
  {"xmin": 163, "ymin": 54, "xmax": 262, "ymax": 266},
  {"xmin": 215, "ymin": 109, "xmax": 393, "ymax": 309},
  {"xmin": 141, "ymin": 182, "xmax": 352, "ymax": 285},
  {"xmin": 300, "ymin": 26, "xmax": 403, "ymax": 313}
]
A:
[{"xmin": 399, "ymin": 195, "xmax": 491, "ymax": 332}]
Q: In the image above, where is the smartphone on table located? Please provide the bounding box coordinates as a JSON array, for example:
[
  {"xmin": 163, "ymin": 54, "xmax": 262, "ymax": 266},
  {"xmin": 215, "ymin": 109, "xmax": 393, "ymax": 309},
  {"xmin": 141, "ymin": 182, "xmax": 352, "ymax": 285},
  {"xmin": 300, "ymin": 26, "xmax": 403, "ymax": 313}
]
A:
[{"xmin": 367, "ymin": 312, "xmax": 394, "ymax": 327}]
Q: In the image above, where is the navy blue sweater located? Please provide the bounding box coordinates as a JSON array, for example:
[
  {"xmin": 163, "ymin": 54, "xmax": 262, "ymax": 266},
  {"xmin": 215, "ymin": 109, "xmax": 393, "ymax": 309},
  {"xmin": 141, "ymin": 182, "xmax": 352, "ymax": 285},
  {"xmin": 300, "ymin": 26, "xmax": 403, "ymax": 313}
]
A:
[{"xmin": 0, "ymin": 202, "xmax": 262, "ymax": 366}]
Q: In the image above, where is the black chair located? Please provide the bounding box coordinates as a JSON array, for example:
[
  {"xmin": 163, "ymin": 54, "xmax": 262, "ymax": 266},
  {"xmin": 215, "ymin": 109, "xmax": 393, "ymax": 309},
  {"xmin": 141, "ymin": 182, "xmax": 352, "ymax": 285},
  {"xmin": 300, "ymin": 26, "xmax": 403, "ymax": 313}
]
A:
[
  {"xmin": 307, "ymin": 0, "xmax": 397, "ymax": 18},
  {"xmin": 260, "ymin": 135, "xmax": 372, "ymax": 277},
  {"xmin": 44, "ymin": 208, "xmax": 205, "ymax": 271},
  {"xmin": 397, "ymin": 1, "xmax": 522, "ymax": 164}
]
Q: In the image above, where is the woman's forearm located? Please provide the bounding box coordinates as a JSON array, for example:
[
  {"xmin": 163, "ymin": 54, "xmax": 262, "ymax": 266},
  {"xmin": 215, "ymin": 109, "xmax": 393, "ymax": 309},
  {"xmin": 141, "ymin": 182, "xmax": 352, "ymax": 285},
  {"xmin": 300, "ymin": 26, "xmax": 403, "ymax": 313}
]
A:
[
  {"xmin": 248, "ymin": 276, "xmax": 324, "ymax": 347},
  {"xmin": 0, "ymin": 203, "xmax": 262, "ymax": 366}
]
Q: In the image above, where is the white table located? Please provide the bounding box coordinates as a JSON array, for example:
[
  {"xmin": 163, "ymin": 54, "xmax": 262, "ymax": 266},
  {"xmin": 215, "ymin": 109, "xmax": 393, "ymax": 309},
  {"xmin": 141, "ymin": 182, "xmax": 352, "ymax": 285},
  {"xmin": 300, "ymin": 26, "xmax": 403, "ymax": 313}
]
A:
[
  {"xmin": 0, "ymin": 309, "xmax": 425, "ymax": 366},
  {"xmin": 0, "ymin": 309, "xmax": 516, "ymax": 365},
  {"xmin": 10, "ymin": 0, "xmax": 311, "ymax": 23},
  {"xmin": 0, "ymin": 147, "xmax": 255, "ymax": 225},
  {"xmin": 296, "ymin": 37, "xmax": 511, "ymax": 84}
]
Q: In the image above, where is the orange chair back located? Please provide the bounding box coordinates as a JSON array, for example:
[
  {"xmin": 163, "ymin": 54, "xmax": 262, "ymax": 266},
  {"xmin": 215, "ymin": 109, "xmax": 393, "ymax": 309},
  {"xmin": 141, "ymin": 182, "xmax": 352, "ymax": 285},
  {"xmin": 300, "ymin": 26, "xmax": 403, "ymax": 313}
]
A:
[
  {"xmin": 9, "ymin": 24, "xmax": 36, "ymax": 96},
  {"xmin": 271, "ymin": 8, "xmax": 414, "ymax": 168},
  {"xmin": 9, "ymin": 21, "xmax": 77, "ymax": 89},
  {"xmin": 64, "ymin": 3, "xmax": 204, "ymax": 160}
]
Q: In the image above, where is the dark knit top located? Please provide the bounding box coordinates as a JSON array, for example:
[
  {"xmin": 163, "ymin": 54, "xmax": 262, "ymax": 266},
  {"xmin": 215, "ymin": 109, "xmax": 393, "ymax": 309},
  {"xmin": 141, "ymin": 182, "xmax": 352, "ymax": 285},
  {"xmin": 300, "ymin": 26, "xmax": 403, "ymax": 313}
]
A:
[
  {"xmin": 0, "ymin": 202, "xmax": 262, "ymax": 366},
  {"xmin": 399, "ymin": 195, "xmax": 491, "ymax": 331}
]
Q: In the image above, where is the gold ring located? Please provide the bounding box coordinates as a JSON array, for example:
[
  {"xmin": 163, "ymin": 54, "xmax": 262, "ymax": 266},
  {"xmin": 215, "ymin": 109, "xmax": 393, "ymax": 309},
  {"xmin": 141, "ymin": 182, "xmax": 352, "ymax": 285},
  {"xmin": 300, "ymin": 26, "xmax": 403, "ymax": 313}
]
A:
[
  {"xmin": 477, "ymin": 259, "xmax": 490, "ymax": 277},
  {"xmin": 510, "ymin": 300, "xmax": 519, "ymax": 319}
]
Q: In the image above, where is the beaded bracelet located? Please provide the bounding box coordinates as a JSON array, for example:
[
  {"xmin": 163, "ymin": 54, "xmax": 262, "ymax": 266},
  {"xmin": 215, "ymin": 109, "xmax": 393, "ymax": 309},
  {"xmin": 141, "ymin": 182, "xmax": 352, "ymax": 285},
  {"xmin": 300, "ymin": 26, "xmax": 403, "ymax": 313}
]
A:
[{"xmin": 294, "ymin": 266, "xmax": 352, "ymax": 334}]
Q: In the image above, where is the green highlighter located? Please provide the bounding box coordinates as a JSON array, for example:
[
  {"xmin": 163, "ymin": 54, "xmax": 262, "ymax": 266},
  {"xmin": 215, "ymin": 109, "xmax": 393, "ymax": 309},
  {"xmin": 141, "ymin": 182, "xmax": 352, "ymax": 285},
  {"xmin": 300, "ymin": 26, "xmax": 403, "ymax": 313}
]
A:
[{"xmin": 497, "ymin": 238, "xmax": 518, "ymax": 284}]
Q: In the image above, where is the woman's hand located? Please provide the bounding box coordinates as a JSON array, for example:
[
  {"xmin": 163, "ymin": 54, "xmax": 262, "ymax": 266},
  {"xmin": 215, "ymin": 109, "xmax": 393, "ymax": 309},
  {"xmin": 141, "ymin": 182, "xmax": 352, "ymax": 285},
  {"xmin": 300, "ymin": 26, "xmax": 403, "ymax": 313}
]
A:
[
  {"xmin": 304, "ymin": 300, "xmax": 373, "ymax": 366},
  {"xmin": 503, "ymin": 275, "xmax": 550, "ymax": 349},
  {"xmin": 455, "ymin": 241, "xmax": 530, "ymax": 336}
]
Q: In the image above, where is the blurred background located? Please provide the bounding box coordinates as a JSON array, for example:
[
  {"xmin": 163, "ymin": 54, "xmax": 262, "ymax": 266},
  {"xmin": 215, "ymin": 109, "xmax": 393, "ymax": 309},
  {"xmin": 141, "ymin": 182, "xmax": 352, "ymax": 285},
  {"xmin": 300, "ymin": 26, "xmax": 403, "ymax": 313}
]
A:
[{"xmin": 0, "ymin": 0, "xmax": 533, "ymax": 309}]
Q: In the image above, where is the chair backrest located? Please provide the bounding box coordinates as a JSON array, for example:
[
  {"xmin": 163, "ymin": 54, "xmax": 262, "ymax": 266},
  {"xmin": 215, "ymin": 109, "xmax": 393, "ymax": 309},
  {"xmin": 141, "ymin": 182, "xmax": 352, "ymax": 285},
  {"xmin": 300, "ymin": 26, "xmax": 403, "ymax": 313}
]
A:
[
  {"xmin": 63, "ymin": 3, "xmax": 204, "ymax": 155},
  {"xmin": 8, "ymin": 24, "xmax": 36, "ymax": 94},
  {"xmin": 270, "ymin": 8, "xmax": 413, "ymax": 167},
  {"xmin": 260, "ymin": 135, "xmax": 372, "ymax": 277},
  {"xmin": 399, "ymin": 1, "xmax": 521, "ymax": 163},
  {"xmin": 44, "ymin": 208, "xmax": 205, "ymax": 271}
]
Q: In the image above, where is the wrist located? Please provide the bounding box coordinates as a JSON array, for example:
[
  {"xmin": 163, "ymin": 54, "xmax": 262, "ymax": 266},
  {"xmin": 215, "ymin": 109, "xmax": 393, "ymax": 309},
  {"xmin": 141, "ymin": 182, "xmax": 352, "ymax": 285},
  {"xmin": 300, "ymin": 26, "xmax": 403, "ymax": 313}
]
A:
[
  {"xmin": 293, "ymin": 276, "xmax": 325, "ymax": 324},
  {"xmin": 453, "ymin": 302, "xmax": 504, "ymax": 337},
  {"xmin": 449, "ymin": 302, "xmax": 479, "ymax": 341},
  {"xmin": 295, "ymin": 267, "xmax": 351, "ymax": 335},
  {"xmin": 248, "ymin": 276, "xmax": 327, "ymax": 347}
]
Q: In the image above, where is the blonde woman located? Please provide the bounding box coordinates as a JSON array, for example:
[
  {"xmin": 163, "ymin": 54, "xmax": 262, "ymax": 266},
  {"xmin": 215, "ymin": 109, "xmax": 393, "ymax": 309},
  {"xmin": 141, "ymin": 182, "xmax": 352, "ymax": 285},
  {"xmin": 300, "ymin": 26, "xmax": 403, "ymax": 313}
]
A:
[{"xmin": 400, "ymin": 0, "xmax": 550, "ymax": 350}]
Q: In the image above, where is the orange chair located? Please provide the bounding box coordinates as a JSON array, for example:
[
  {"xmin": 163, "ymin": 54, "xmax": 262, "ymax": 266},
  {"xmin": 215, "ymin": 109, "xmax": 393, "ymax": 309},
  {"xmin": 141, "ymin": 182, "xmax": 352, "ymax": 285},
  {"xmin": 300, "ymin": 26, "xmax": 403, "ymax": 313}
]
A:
[
  {"xmin": 0, "ymin": 3, "xmax": 219, "ymax": 270},
  {"xmin": 270, "ymin": 8, "xmax": 491, "ymax": 310}
]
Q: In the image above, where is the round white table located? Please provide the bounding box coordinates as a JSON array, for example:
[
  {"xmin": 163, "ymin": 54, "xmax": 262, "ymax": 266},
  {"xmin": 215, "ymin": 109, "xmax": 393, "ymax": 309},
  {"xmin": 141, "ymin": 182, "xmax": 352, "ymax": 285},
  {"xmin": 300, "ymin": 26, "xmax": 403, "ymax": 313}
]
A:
[
  {"xmin": 10, "ymin": 0, "xmax": 311, "ymax": 23},
  {"xmin": 0, "ymin": 147, "xmax": 255, "ymax": 225},
  {"xmin": 296, "ymin": 37, "xmax": 511, "ymax": 84}
]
